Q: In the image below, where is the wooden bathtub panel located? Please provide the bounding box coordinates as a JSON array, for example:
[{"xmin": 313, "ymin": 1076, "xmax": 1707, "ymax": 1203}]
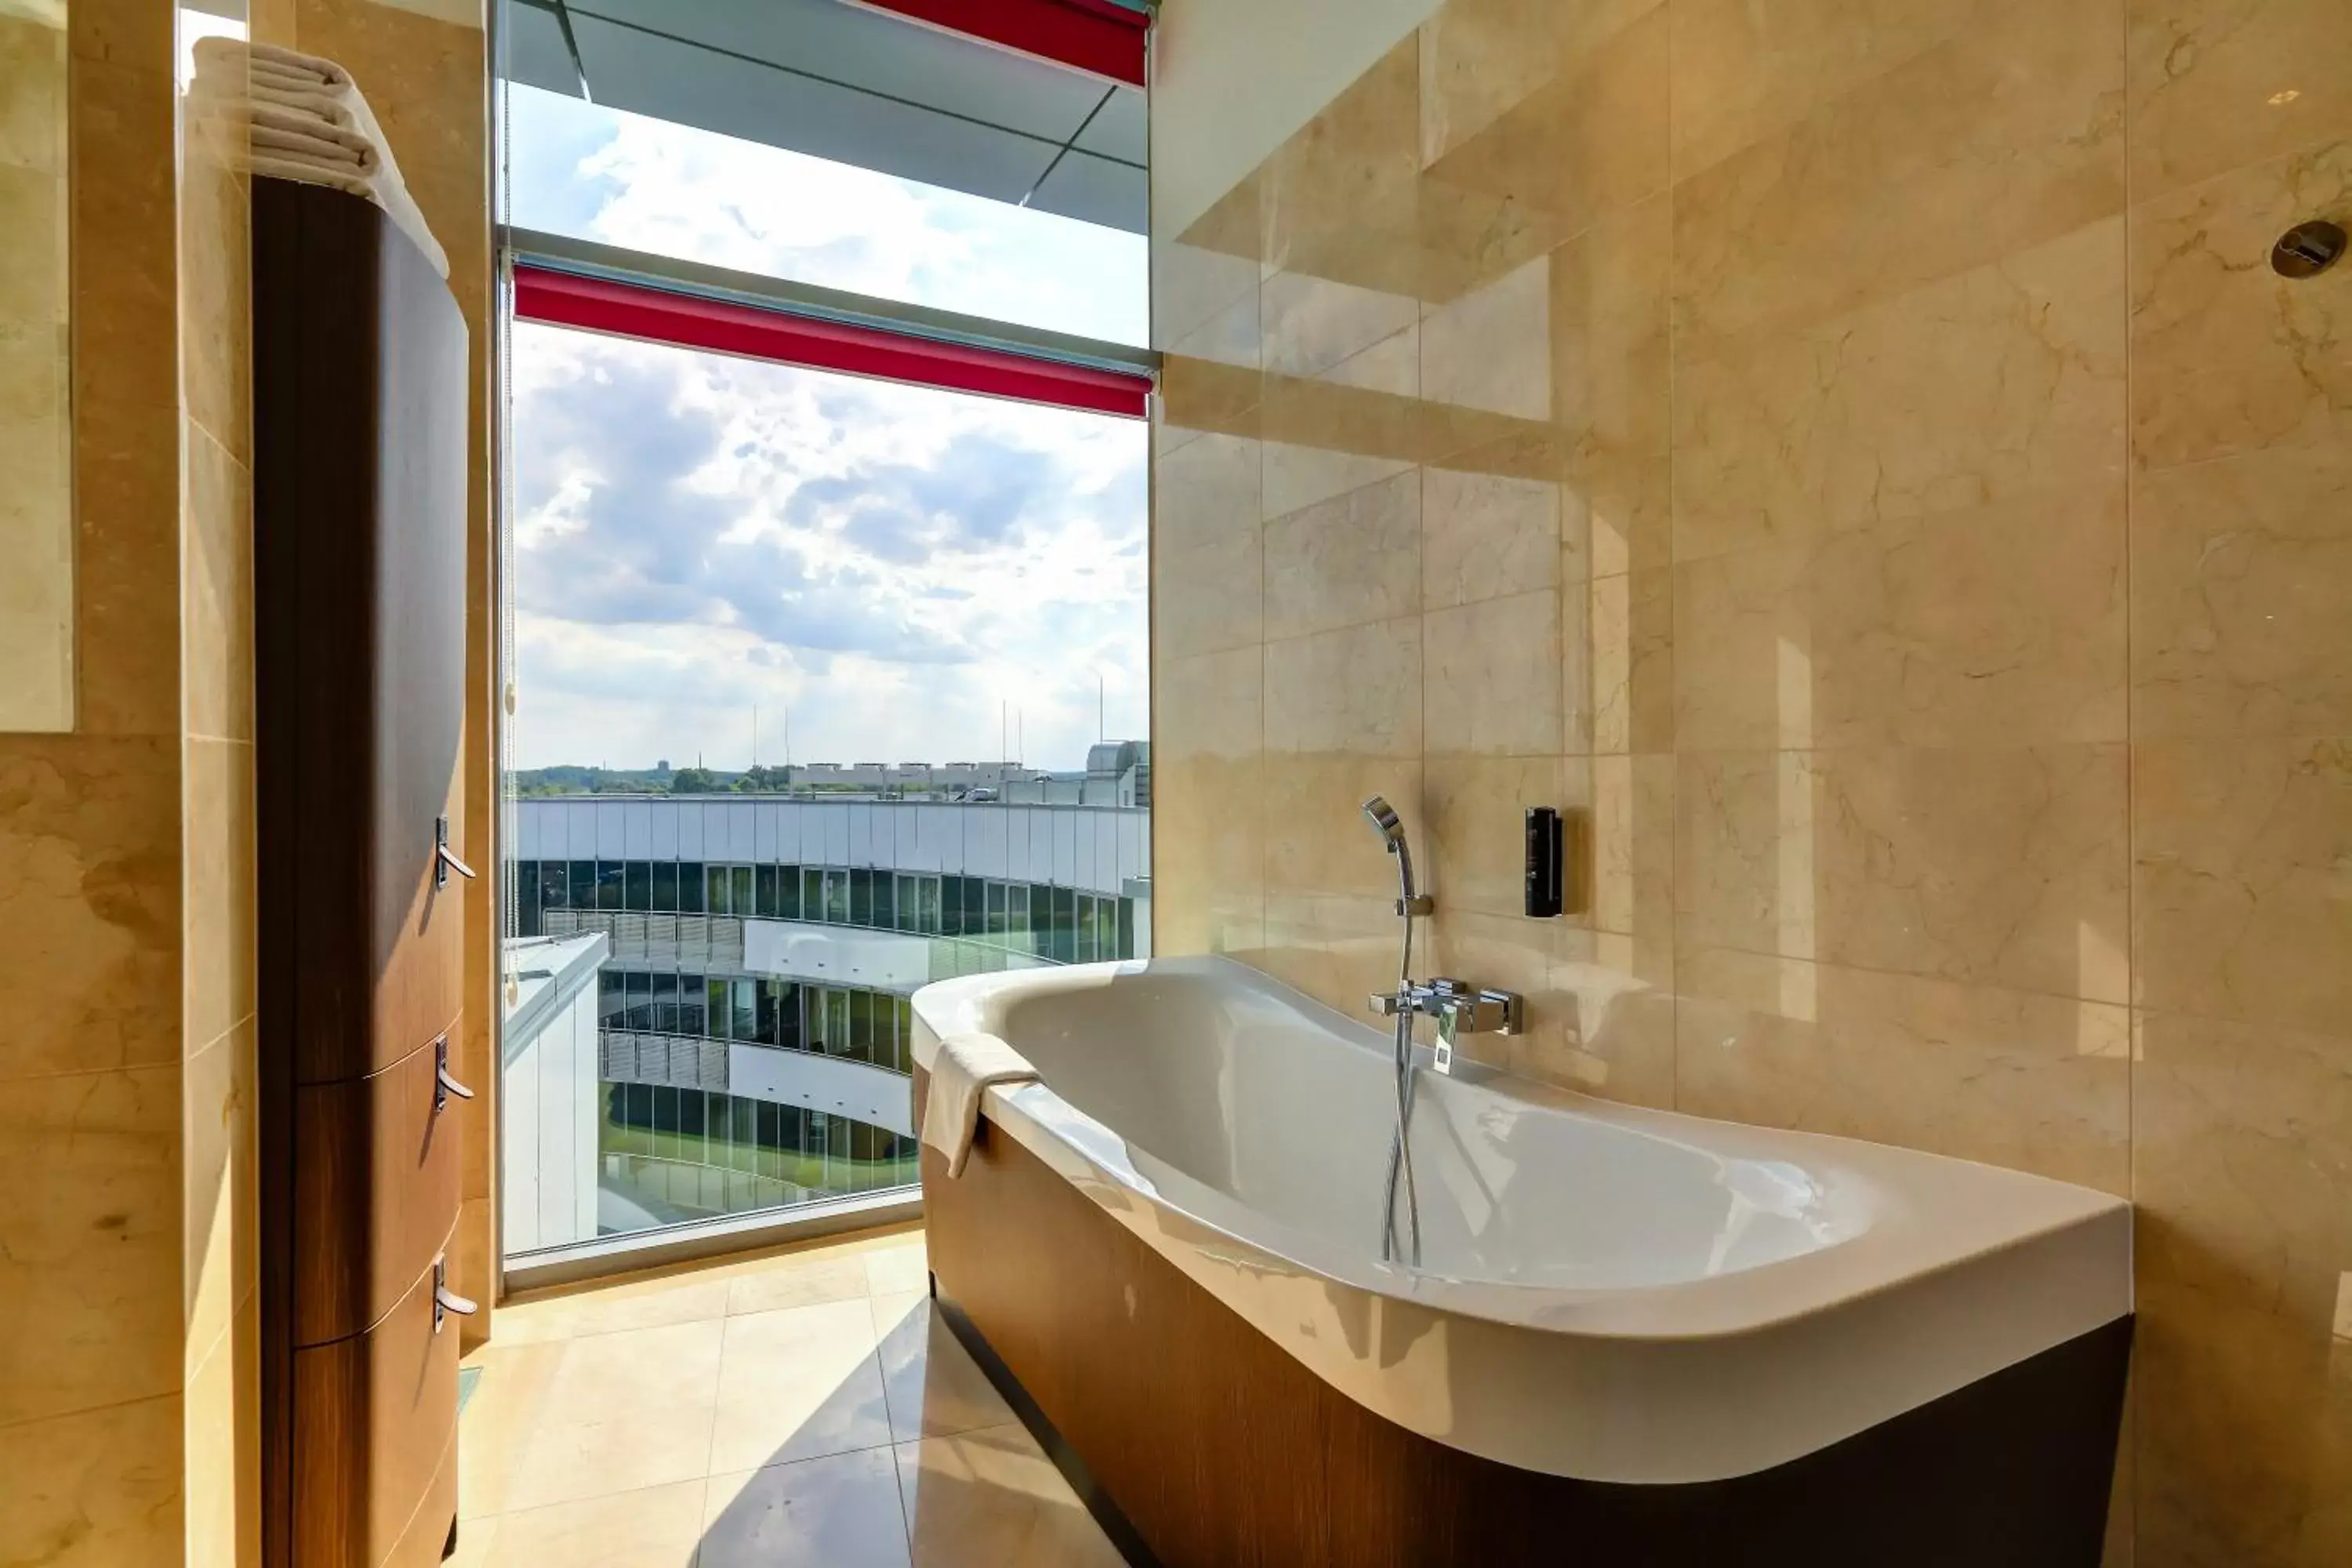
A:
[{"xmin": 920, "ymin": 1102, "xmax": 2132, "ymax": 1568}]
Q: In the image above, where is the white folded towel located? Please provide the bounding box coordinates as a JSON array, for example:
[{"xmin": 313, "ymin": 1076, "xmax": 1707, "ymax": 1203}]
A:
[
  {"xmin": 187, "ymin": 37, "xmax": 449, "ymax": 279},
  {"xmin": 920, "ymin": 1034, "xmax": 1040, "ymax": 1179}
]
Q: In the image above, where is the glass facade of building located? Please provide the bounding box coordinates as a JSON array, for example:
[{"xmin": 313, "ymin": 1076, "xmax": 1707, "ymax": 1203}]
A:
[
  {"xmin": 513, "ymin": 856, "xmax": 1139, "ymax": 965},
  {"xmin": 498, "ymin": 795, "xmax": 1150, "ymax": 1253}
]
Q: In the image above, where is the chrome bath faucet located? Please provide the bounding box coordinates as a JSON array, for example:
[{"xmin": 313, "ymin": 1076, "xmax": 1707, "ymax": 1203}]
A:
[{"xmin": 1359, "ymin": 797, "xmax": 1526, "ymax": 1266}]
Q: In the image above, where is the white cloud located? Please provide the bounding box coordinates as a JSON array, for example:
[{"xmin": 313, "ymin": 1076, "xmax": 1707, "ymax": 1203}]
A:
[
  {"xmin": 508, "ymin": 325, "xmax": 1149, "ymax": 774},
  {"xmin": 509, "ymin": 85, "xmax": 1149, "ymax": 346}
]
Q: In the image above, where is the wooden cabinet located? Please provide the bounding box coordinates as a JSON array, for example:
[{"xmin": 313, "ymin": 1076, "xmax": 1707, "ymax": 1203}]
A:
[{"xmin": 256, "ymin": 179, "xmax": 473, "ymax": 1568}]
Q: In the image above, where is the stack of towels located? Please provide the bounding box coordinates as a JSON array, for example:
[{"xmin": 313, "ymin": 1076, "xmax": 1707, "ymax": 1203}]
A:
[{"xmin": 189, "ymin": 38, "xmax": 448, "ymax": 278}]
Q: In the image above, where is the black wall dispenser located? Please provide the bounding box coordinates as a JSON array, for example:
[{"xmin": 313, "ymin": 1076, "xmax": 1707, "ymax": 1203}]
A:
[{"xmin": 1525, "ymin": 807, "xmax": 1565, "ymax": 919}]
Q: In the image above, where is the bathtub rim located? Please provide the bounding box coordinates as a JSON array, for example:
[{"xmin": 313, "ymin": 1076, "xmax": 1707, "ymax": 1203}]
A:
[
  {"xmin": 909, "ymin": 954, "xmax": 2131, "ymax": 1344},
  {"xmin": 909, "ymin": 956, "xmax": 2134, "ymax": 1481}
]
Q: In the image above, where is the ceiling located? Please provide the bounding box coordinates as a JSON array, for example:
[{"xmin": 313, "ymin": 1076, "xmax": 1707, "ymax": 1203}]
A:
[{"xmin": 505, "ymin": 0, "xmax": 1148, "ymax": 232}]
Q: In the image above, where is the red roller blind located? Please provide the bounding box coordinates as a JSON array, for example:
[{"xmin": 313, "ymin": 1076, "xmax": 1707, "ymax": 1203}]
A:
[
  {"xmin": 848, "ymin": 0, "xmax": 1148, "ymax": 88},
  {"xmin": 514, "ymin": 264, "xmax": 1153, "ymax": 419}
]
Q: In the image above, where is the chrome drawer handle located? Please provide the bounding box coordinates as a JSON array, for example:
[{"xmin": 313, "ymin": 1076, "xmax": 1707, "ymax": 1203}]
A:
[
  {"xmin": 434, "ymin": 815, "xmax": 475, "ymax": 887},
  {"xmin": 433, "ymin": 1255, "xmax": 476, "ymax": 1334},
  {"xmin": 434, "ymin": 1035, "xmax": 473, "ymax": 1112}
]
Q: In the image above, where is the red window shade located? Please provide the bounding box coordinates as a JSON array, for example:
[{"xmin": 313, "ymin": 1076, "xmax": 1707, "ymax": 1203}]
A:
[
  {"xmin": 513, "ymin": 264, "xmax": 1153, "ymax": 419},
  {"xmin": 849, "ymin": 0, "xmax": 1147, "ymax": 87}
]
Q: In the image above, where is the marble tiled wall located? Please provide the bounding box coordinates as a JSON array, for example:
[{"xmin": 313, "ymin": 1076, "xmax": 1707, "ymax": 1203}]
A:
[
  {"xmin": 1149, "ymin": 0, "xmax": 2351, "ymax": 1561},
  {"xmin": 0, "ymin": 2, "xmax": 191, "ymax": 1563},
  {"xmin": 248, "ymin": 0, "xmax": 495, "ymax": 1348},
  {"xmin": 0, "ymin": 0, "xmax": 74, "ymax": 728}
]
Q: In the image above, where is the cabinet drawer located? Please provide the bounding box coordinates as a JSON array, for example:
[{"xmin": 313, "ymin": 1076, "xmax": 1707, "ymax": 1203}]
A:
[
  {"xmin": 293, "ymin": 1019, "xmax": 466, "ymax": 1345},
  {"xmin": 291, "ymin": 1226, "xmax": 464, "ymax": 1568}
]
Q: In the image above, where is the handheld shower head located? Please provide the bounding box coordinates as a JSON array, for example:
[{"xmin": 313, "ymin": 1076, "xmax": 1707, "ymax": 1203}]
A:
[{"xmin": 1360, "ymin": 796, "xmax": 1421, "ymax": 914}]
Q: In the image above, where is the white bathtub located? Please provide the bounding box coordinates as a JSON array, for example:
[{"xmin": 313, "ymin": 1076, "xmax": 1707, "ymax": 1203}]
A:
[{"xmin": 912, "ymin": 954, "xmax": 2132, "ymax": 1486}]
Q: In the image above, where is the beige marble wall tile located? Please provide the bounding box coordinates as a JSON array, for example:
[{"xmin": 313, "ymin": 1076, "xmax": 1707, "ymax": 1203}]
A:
[
  {"xmin": 1423, "ymin": 587, "xmax": 1563, "ymax": 757},
  {"xmin": 1675, "ymin": 947, "xmax": 2132, "ymax": 1193},
  {"xmin": 1588, "ymin": 567, "xmax": 1672, "ymax": 755},
  {"xmin": 2129, "ymin": 136, "xmax": 2352, "ymax": 473},
  {"xmin": 2127, "ymin": 0, "xmax": 2352, "ymax": 202},
  {"xmin": 1261, "ymin": 267, "xmax": 1417, "ymax": 383},
  {"xmin": 2132, "ymin": 443, "xmax": 2352, "ymax": 739},
  {"xmin": 2134, "ymin": 738, "xmax": 2352, "ymax": 1035},
  {"xmin": 1551, "ymin": 193, "xmax": 1668, "ymax": 474},
  {"xmin": 184, "ymin": 1288, "xmax": 262, "ymax": 1568},
  {"xmin": 1263, "ymin": 469, "xmax": 1421, "ymax": 640},
  {"xmin": 1260, "ymin": 36, "xmax": 1420, "ymax": 298},
  {"xmin": 0, "ymin": 1062, "xmax": 183, "ymax": 1427},
  {"xmin": 1417, "ymin": 0, "xmax": 1661, "ymax": 170},
  {"xmin": 1419, "ymin": 3, "xmax": 1668, "ymax": 242},
  {"xmin": 1673, "ymin": 480, "xmax": 2129, "ymax": 752},
  {"xmin": 1677, "ymin": 746, "xmax": 2130, "ymax": 1000},
  {"xmin": 74, "ymin": 0, "xmax": 176, "ymax": 67},
  {"xmin": 1670, "ymin": 0, "xmax": 2026, "ymax": 180},
  {"xmin": 1155, "ymin": 222, "xmax": 1261, "ymax": 356},
  {"xmin": 72, "ymin": 54, "xmax": 183, "ymax": 740},
  {"xmin": 1421, "ymin": 465, "xmax": 1559, "ymax": 609},
  {"xmin": 1262, "ymin": 755, "xmax": 1423, "ymax": 902},
  {"xmin": 0, "ymin": 736, "xmax": 181, "ymax": 1080},
  {"xmin": 183, "ymin": 736, "xmax": 256, "ymax": 1055},
  {"xmin": 1574, "ymin": 450, "xmax": 1670, "ymax": 579},
  {"xmin": 1813, "ymin": 744, "xmax": 2131, "ymax": 1002},
  {"xmin": 183, "ymin": 423, "xmax": 255, "ymax": 745},
  {"xmin": 1671, "ymin": 4, "xmax": 2123, "ymax": 358},
  {"xmin": 1419, "ymin": 252, "xmax": 1551, "ymax": 422},
  {"xmin": 1523, "ymin": 925, "xmax": 1678, "ymax": 1106},
  {"xmin": 0, "ymin": 1393, "xmax": 184, "ymax": 1566},
  {"xmin": 0, "ymin": 13, "xmax": 67, "ymax": 172},
  {"xmin": 1671, "ymin": 216, "xmax": 2128, "ymax": 561},
  {"xmin": 1153, "ymin": 647, "xmax": 1264, "ymax": 960},
  {"xmin": 1258, "ymin": 423, "xmax": 1417, "ymax": 519},
  {"xmin": 1265, "ymin": 615, "xmax": 1422, "ymax": 759},
  {"xmin": 183, "ymin": 1016, "xmax": 256, "ymax": 1370},
  {"xmin": 2133, "ymin": 1010, "xmax": 2352, "ymax": 1565},
  {"xmin": 1425, "ymin": 755, "xmax": 1575, "ymax": 916},
  {"xmin": 1155, "ymin": 431, "xmax": 1262, "ymax": 660},
  {"xmin": 1590, "ymin": 751, "xmax": 1673, "ymax": 938}
]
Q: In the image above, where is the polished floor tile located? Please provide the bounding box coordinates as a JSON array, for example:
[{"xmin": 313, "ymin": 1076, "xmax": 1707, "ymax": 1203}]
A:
[
  {"xmin": 478, "ymin": 1479, "xmax": 706, "ymax": 1568},
  {"xmin": 701, "ymin": 1449, "xmax": 913, "ymax": 1568},
  {"xmin": 898, "ymin": 1423, "xmax": 1127, "ymax": 1568},
  {"xmin": 708, "ymin": 1298, "xmax": 892, "ymax": 1473},
  {"xmin": 874, "ymin": 1293, "xmax": 1015, "ymax": 1443},
  {"xmin": 457, "ymin": 1228, "xmax": 1116, "ymax": 1565}
]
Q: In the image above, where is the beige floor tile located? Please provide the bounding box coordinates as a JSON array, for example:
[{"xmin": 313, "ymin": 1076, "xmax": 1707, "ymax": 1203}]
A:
[
  {"xmin": 444, "ymin": 1515, "xmax": 497, "ymax": 1567},
  {"xmin": 726, "ymin": 1250, "xmax": 873, "ymax": 1316},
  {"xmin": 500, "ymin": 1398, "xmax": 721, "ymax": 1515},
  {"xmin": 863, "ymin": 1240, "xmax": 930, "ymax": 1297},
  {"xmin": 457, "ymin": 1339, "xmax": 568, "ymax": 1520},
  {"xmin": 539, "ymin": 1319, "xmax": 727, "ymax": 1421},
  {"xmin": 708, "ymin": 1298, "xmax": 893, "ymax": 1474},
  {"xmin": 480, "ymin": 1479, "xmax": 707, "ymax": 1568},
  {"xmin": 873, "ymin": 1295, "xmax": 1014, "ymax": 1443},
  {"xmin": 701, "ymin": 1449, "xmax": 913, "ymax": 1568},
  {"xmin": 896, "ymin": 1422, "xmax": 1125, "ymax": 1568},
  {"xmin": 492, "ymin": 1275, "xmax": 735, "ymax": 1345},
  {"xmin": 489, "ymin": 1319, "xmax": 727, "ymax": 1513}
]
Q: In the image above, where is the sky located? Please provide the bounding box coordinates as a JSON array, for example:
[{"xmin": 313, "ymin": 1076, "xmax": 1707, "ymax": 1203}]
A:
[{"xmin": 504, "ymin": 85, "xmax": 1151, "ymax": 774}]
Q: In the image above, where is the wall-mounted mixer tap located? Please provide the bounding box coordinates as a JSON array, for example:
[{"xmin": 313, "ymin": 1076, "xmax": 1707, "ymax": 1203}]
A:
[{"xmin": 1359, "ymin": 797, "xmax": 1525, "ymax": 1266}]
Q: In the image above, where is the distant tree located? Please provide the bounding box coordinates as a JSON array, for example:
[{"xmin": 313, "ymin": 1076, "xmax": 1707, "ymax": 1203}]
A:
[{"xmin": 669, "ymin": 766, "xmax": 720, "ymax": 794}]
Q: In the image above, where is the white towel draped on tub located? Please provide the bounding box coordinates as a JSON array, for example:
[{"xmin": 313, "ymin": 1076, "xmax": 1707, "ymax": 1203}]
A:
[{"xmin": 921, "ymin": 1034, "xmax": 1040, "ymax": 1178}]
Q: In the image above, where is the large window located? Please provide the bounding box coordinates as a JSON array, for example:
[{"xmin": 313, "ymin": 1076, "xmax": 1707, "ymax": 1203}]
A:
[{"xmin": 495, "ymin": 0, "xmax": 1153, "ymax": 1264}]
